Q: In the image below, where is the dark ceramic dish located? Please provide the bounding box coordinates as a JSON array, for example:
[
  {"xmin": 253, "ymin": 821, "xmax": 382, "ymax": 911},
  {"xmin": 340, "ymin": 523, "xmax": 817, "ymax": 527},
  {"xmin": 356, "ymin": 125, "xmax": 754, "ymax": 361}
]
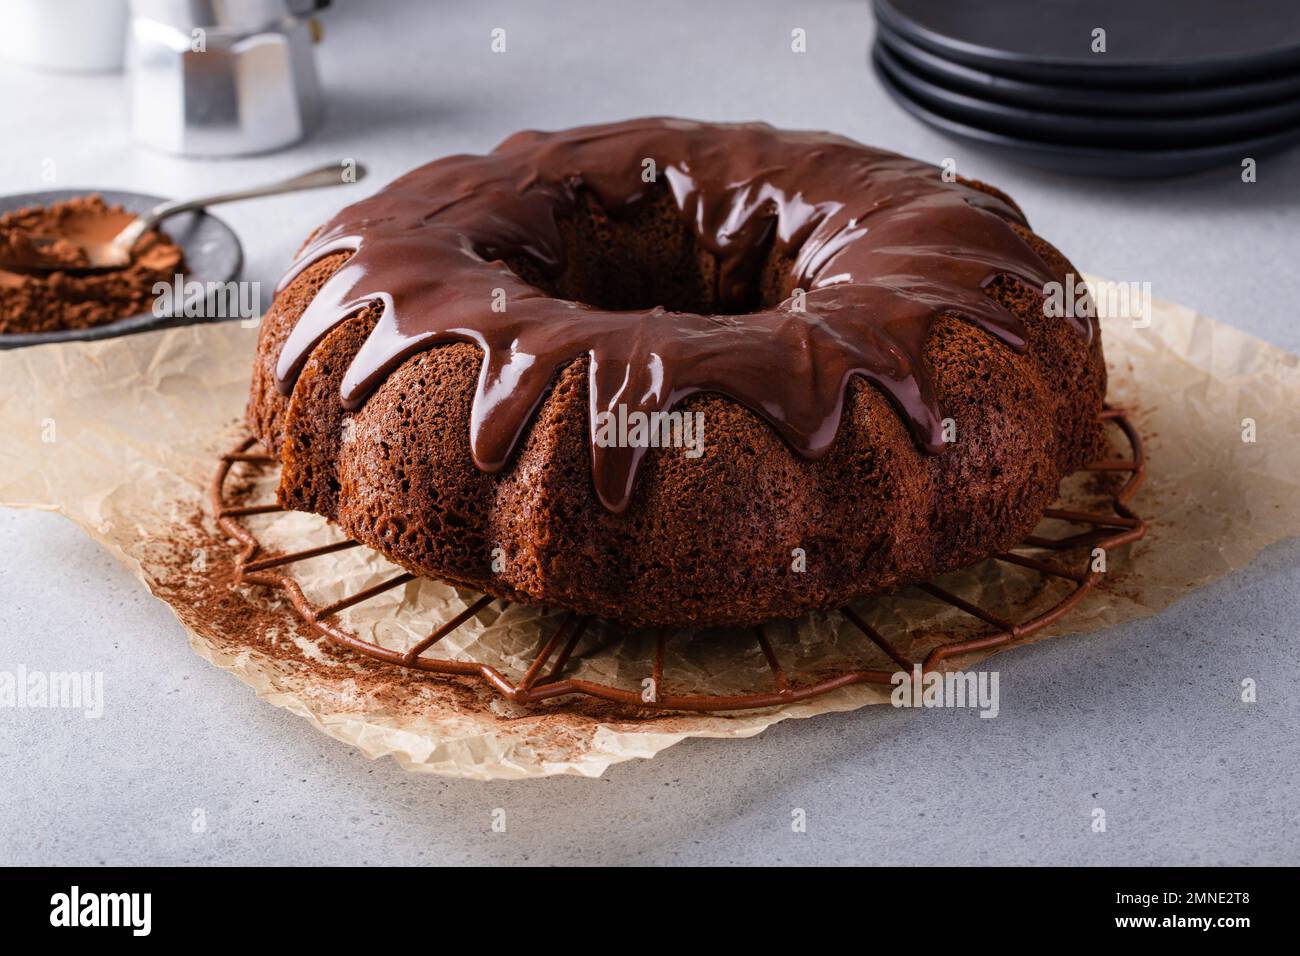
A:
[
  {"xmin": 0, "ymin": 189, "xmax": 242, "ymax": 350},
  {"xmin": 875, "ymin": 42, "xmax": 1300, "ymax": 149},
  {"xmin": 873, "ymin": 47, "xmax": 1300, "ymax": 177},
  {"xmin": 875, "ymin": 0, "xmax": 1300, "ymax": 88},
  {"xmin": 876, "ymin": 22, "xmax": 1300, "ymax": 117}
]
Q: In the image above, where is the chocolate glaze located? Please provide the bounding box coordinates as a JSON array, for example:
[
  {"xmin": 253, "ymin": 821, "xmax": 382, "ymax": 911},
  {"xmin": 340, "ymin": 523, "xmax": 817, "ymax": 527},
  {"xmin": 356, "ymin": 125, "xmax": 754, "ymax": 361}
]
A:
[{"xmin": 274, "ymin": 117, "xmax": 1086, "ymax": 512}]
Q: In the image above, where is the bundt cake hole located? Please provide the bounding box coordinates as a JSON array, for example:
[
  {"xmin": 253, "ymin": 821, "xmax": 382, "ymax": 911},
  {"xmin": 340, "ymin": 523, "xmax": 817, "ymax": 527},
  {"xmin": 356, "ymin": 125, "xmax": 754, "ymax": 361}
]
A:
[{"xmin": 498, "ymin": 185, "xmax": 792, "ymax": 316}]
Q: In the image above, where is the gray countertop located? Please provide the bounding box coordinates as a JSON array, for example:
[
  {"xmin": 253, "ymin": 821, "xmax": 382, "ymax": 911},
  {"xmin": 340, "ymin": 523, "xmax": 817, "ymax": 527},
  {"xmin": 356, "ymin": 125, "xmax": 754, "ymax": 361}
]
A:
[{"xmin": 2, "ymin": 0, "xmax": 1297, "ymax": 866}]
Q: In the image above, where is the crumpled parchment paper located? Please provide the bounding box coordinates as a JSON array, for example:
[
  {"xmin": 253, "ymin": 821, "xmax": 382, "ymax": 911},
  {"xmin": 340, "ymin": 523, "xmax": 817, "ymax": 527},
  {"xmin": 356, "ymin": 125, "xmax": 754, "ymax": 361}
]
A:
[{"xmin": 2, "ymin": 278, "xmax": 1298, "ymax": 779}]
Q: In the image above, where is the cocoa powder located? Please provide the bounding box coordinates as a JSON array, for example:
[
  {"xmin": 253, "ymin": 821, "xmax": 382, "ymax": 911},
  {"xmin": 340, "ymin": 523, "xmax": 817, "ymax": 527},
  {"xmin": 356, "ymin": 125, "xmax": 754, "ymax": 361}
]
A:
[
  {"xmin": 0, "ymin": 194, "xmax": 184, "ymax": 334},
  {"xmin": 147, "ymin": 460, "xmax": 680, "ymax": 770}
]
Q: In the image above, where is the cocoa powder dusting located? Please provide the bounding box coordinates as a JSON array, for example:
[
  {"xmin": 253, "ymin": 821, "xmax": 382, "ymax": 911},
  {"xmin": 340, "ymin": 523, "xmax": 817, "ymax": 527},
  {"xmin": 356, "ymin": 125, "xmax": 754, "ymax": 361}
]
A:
[
  {"xmin": 0, "ymin": 194, "xmax": 184, "ymax": 335},
  {"xmin": 149, "ymin": 459, "xmax": 686, "ymax": 769}
]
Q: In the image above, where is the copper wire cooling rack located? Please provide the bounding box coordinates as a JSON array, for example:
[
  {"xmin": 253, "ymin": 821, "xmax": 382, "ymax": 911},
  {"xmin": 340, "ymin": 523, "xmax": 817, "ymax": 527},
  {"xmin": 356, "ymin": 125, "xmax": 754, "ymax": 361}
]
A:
[{"xmin": 210, "ymin": 407, "xmax": 1146, "ymax": 713}]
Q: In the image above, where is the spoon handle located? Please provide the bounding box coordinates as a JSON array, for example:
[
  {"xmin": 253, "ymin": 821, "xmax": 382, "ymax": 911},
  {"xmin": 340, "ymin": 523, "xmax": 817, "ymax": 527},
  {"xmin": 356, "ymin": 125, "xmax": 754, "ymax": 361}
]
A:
[{"xmin": 119, "ymin": 161, "xmax": 368, "ymax": 248}]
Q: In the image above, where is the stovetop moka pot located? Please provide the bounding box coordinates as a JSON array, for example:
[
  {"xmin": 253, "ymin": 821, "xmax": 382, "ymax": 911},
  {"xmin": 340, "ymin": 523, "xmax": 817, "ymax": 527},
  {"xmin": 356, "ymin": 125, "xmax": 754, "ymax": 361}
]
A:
[{"xmin": 127, "ymin": 0, "xmax": 328, "ymax": 156}]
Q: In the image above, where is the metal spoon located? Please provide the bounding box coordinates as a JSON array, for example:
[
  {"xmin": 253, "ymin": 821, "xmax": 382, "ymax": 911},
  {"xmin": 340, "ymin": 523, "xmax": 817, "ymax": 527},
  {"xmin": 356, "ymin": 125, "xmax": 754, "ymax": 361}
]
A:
[{"xmin": 3, "ymin": 161, "xmax": 366, "ymax": 272}]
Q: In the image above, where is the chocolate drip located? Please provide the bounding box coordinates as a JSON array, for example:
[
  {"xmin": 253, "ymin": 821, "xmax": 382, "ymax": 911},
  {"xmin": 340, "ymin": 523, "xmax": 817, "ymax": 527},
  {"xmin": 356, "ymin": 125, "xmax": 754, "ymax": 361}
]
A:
[{"xmin": 274, "ymin": 118, "xmax": 1083, "ymax": 513}]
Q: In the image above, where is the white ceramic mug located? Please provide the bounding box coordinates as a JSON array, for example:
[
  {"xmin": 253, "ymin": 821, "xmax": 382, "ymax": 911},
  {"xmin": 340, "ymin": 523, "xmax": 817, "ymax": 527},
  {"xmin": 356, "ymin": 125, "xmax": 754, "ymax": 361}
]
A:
[{"xmin": 0, "ymin": 0, "xmax": 129, "ymax": 72}]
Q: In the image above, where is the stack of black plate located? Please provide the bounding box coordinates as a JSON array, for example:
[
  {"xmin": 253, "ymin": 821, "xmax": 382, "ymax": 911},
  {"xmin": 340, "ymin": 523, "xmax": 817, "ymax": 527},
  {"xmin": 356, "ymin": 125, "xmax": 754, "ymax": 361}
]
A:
[{"xmin": 871, "ymin": 0, "xmax": 1300, "ymax": 177}]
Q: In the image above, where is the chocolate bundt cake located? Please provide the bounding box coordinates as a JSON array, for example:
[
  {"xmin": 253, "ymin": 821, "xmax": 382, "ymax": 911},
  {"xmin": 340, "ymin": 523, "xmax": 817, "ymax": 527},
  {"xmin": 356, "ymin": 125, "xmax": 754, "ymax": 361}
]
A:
[{"xmin": 248, "ymin": 117, "xmax": 1106, "ymax": 628}]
